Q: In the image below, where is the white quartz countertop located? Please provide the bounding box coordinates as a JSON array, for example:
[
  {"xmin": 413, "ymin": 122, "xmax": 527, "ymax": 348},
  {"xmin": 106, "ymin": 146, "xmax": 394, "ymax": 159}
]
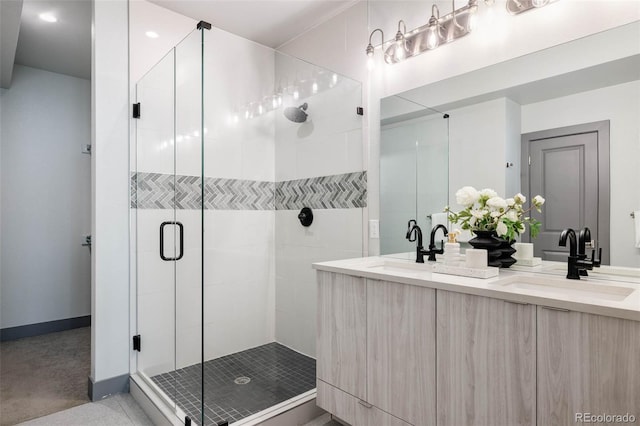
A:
[{"xmin": 313, "ymin": 256, "xmax": 640, "ymax": 322}]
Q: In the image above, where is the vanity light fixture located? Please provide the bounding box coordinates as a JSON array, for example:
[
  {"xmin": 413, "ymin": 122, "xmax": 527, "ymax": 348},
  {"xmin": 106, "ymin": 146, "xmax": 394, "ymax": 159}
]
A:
[
  {"xmin": 367, "ymin": 0, "xmax": 480, "ymax": 65},
  {"xmin": 366, "ymin": 0, "xmax": 557, "ymax": 65},
  {"xmin": 506, "ymin": 0, "xmax": 553, "ymax": 15},
  {"xmin": 384, "ymin": 20, "xmax": 409, "ymax": 64},
  {"xmin": 366, "ymin": 28, "xmax": 384, "ymax": 69}
]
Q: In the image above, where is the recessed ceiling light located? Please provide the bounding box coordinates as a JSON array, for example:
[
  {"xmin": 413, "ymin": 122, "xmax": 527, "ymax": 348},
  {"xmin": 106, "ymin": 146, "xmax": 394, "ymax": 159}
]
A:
[
  {"xmin": 145, "ymin": 31, "xmax": 159, "ymax": 39},
  {"xmin": 39, "ymin": 12, "xmax": 57, "ymax": 23}
]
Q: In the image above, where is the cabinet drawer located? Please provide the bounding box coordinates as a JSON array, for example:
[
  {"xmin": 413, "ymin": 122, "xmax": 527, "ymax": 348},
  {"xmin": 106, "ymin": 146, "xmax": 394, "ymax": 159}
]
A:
[{"xmin": 317, "ymin": 380, "xmax": 412, "ymax": 426}]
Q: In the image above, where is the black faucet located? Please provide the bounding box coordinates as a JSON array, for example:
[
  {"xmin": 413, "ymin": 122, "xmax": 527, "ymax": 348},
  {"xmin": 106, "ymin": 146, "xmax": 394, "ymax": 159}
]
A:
[
  {"xmin": 559, "ymin": 228, "xmax": 600, "ymax": 280},
  {"xmin": 578, "ymin": 227, "xmax": 602, "ymax": 272},
  {"xmin": 425, "ymin": 224, "xmax": 448, "ymax": 262},
  {"xmin": 406, "ymin": 220, "xmax": 429, "ymax": 263},
  {"xmin": 577, "ymin": 227, "xmax": 591, "ymax": 276}
]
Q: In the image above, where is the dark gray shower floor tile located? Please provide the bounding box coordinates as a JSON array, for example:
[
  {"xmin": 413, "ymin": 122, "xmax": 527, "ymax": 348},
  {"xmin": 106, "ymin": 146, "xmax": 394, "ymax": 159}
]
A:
[{"xmin": 151, "ymin": 342, "xmax": 316, "ymax": 425}]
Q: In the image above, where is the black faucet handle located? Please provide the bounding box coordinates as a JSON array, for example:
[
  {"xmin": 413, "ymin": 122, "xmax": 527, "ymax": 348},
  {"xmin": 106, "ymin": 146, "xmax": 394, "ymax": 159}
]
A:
[
  {"xmin": 591, "ymin": 248, "xmax": 602, "ymax": 267},
  {"xmin": 406, "ymin": 220, "xmax": 417, "ymax": 241}
]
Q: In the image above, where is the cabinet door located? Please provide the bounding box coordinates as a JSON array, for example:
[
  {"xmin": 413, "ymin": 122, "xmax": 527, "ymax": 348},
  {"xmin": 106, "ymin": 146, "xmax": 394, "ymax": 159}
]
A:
[
  {"xmin": 317, "ymin": 379, "xmax": 412, "ymax": 426},
  {"xmin": 437, "ymin": 291, "xmax": 536, "ymax": 426},
  {"xmin": 537, "ymin": 307, "xmax": 640, "ymax": 425},
  {"xmin": 367, "ymin": 279, "xmax": 436, "ymax": 426},
  {"xmin": 317, "ymin": 271, "xmax": 367, "ymax": 400}
]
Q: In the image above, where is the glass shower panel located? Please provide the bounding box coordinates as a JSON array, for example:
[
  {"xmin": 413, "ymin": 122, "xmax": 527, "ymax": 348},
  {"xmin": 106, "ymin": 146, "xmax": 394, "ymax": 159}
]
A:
[
  {"xmin": 174, "ymin": 28, "xmax": 204, "ymax": 425},
  {"xmin": 134, "ymin": 49, "xmax": 179, "ymax": 414},
  {"xmin": 417, "ymin": 112, "xmax": 449, "ymax": 233},
  {"xmin": 379, "ymin": 97, "xmax": 449, "ymax": 256},
  {"xmin": 134, "ymin": 28, "xmax": 205, "ymax": 425}
]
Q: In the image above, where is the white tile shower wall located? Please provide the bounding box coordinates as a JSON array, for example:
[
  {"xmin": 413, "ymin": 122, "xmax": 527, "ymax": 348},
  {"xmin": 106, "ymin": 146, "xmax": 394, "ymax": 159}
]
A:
[
  {"xmin": 135, "ymin": 209, "xmax": 176, "ymax": 377},
  {"xmin": 275, "ymin": 209, "xmax": 363, "ymax": 357},
  {"xmin": 273, "ymin": 52, "xmax": 364, "ymax": 358},
  {"xmin": 274, "ymin": 91, "xmax": 363, "ymax": 181},
  {"xmin": 201, "ymin": 210, "xmax": 276, "ymax": 365},
  {"xmin": 203, "ymin": 28, "xmax": 276, "ymax": 182},
  {"xmin": 135, "ymin": 52, "xmax": 175, "ymax": 176}
]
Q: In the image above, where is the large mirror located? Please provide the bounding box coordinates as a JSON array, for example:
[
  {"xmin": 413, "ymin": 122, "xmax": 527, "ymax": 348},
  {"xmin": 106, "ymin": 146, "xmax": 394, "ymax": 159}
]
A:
[
  {"xmin": 379, "ymin": 21, "xmax": 640, "ymax": 272},
  {"xmin": 379, "ymin": 97, "xmax": 449, "ymax": 257}
]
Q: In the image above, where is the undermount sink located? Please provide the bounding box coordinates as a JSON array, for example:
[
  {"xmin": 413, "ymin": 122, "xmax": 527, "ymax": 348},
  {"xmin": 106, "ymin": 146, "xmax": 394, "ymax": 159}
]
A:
[
  {"xmin": 550, "ymin": 264, "xmax": 640, "ymax": 279},
  {"xmin": 493, "ymin": 275, "xmax": 635, "ymax": 302},
  {"xmin": 365, "ymin": 259, "xmax": 435, "ymax": 274}
]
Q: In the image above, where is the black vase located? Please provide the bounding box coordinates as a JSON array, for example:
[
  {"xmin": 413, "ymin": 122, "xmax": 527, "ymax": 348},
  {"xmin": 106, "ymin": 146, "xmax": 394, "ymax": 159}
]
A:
[
  {"xmin": 468, "ymin": 230, "xmax": 502, "ymax": 267},
  {"xmin": 496, "ymin": 238, "xmax": 517, "ymax": 268}
]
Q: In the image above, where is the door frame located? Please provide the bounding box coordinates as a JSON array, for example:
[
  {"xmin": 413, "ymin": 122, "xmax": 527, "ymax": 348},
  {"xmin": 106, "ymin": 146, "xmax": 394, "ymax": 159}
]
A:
[{"xmin": 521, "ymin": 120, "xmax": 610, "ymax": 264}]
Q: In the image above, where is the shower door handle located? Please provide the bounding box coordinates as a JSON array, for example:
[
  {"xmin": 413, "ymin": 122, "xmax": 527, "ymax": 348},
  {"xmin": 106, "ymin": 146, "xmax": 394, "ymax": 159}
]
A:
[{"xmin": 160, "ymin": 221, "xmax": 184, "ymax": 261}]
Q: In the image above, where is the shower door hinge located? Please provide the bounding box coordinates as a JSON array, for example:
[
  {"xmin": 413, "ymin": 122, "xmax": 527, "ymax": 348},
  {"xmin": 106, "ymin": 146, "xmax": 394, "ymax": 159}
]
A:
[
  {"xmin": 197, "ymin": 21, "xmax": 212, "ymax": 30},
  {"xmin": 132, "ymin": 103, "xmax": 141, "ymax": 119},
  {"xmin": 133, "ymin": 334, "xmax": 141, "ymax": 352},
  {"xmin": 356, "ymin": 106, "xmax": 364, "ymax": 116}
]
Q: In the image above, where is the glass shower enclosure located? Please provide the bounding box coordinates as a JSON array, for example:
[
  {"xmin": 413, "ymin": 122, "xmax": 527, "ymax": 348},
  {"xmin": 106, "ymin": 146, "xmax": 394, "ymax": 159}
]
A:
[{"xmin": 131, "ymin": 25, "xmax": 364, "ymax": 425}]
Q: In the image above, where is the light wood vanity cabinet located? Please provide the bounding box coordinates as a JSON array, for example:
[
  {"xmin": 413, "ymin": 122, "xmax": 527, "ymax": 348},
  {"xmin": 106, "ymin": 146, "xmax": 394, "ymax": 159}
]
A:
[
  {"xmin": 367, "ymin": 279, "xmax": 436, "ymax": 426},
  {"xmin": 316, "ymin": 271, "xmax": 435, "ymax": 426},
  {"xmin": 317, "ymin": 271, "xmax": 367, "ymax": 400},
  {"xmin": 317, "ymin": 270, "xmax": 640, "ymax": 426},
  {"xmin": 436, "ymin": 291, "xmax": 536, "ymax": 426},
  {"xmin": 537, "ymin": 307, "xmax": 640, "ymax": 426}
]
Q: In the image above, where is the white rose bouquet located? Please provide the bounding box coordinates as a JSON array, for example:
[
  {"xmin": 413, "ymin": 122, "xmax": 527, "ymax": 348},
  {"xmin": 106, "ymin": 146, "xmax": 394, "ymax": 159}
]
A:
[{"xmin": 444, "ymin": 186, "xmax": 545, "ymax": 240}]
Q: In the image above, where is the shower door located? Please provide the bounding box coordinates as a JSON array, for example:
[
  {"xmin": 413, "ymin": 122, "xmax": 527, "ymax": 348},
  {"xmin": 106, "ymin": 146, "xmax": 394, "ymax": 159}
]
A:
[{"xmin": 134, "ymin": 28, "xmax": 205, "ymax": 425}]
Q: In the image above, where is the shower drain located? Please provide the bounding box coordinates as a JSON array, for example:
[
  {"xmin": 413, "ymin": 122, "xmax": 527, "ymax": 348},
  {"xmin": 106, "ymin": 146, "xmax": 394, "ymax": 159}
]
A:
[{"xmin": 234, "ymin": 376, "xmax": 251, "ymax": 385}]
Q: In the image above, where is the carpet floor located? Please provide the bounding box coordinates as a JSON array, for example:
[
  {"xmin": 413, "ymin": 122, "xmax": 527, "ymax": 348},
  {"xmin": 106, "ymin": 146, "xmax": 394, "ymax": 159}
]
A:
[{"xmin": 0, "ymin": 327, "xmax": 91, "ymax": 426}]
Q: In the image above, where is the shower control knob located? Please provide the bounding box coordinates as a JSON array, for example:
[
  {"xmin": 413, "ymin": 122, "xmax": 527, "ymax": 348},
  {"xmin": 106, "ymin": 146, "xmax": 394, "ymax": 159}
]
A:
[{"xmin": 298, "ymin": 207, "xmax": 313, "ymax": 227}]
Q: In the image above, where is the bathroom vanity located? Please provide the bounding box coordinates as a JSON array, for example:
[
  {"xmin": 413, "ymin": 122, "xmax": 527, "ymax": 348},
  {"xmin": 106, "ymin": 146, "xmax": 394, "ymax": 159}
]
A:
[{"xmin": 313, "ymin": 258, "xmax": 640, "ymax": 426}]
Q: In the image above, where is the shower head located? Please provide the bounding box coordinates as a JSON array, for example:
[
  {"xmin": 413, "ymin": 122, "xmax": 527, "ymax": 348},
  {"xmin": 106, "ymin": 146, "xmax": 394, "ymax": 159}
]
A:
[{"xmin": 284, "ymin": 103, "xmax": 308, "ymax": 123}]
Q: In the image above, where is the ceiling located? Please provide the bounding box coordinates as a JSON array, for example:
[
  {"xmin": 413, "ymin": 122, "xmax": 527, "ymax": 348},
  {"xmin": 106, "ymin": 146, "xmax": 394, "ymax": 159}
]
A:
[
  {"xmin": 14, "ymin": 0, "xmax": 91, "ymax": 80},
  {"xmin": 2, "ymin": 0, "xmax": 355, "ymax": 86},
  {"xmin": 146, "ymin": 0, "xmax": 356, "ymax": 48}
]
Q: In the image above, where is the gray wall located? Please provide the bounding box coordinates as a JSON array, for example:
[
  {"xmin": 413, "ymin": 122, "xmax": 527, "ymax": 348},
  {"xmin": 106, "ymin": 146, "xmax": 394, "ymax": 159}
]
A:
[{"xmin": 1, "ymin": 64, "xmax": 91, "ymax": 329}]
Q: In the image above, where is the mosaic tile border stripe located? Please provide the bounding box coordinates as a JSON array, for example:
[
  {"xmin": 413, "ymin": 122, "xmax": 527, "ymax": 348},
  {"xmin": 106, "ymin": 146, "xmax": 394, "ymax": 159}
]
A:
[
  {"xmin": 275, "ymin": 171, "xmax": 367, "ymax": 210},
  {"xmin": 131, "ymin": 171, "xmax": 366, "ymax": 210}
]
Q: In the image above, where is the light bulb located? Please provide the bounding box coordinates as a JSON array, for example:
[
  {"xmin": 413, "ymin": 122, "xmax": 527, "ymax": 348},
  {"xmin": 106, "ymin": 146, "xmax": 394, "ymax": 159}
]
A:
[
  {"xmin": 245, "ymin": 109, "xmax": 250, "ymax": 119},
  {"xmin": 367, "ymin": 56, "xmax": 375, "ymax": 70},
  {"xmin": 366, "ymin": 44, "xmax": 374, "ymax": 58},
  {"xmin": 258, "ymin": 104, "xmax": 263, "ymax": 115},
  {"xmin": 293, "ymin": 89, "xmax": 299, "ymax": 100},
  {"xmin": 272, "ymin": 97, "xmax": 278, "ymax": 108},
  {"xmin": 426, "ymin": 26, "xmax": 439, "ymax": 50},
  {"xmin": 531, "ymin": 0, "xmax": 549, "ymax": 6},
  {"xmin": 332, "ymin": 73, "xmax": 338, "ymax": 85},
  {"xmin": 39, "ymin": 12, "xmax": 57, "ymax": 23},
  {"xmin": 426, "ymin": 13, "xmax": 440, "ymax": 50},
  {"xmin": 312, "ymin": 81, "xmax": 318, "ymax": 94},
  {"xmin": 395, "ymin": 45, "xmax": 406, "ymax": 61},
  {"xmin": 468, "ymin": 13, "xmax": 478, "ymax": 32}
]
